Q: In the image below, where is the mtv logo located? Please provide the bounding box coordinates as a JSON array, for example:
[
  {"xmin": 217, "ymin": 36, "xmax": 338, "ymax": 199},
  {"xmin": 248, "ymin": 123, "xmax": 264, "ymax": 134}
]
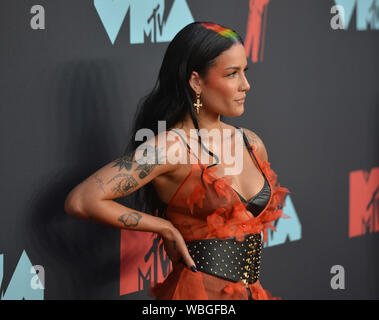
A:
[
  {"xmin": 0, "ymin": 251, "xmax": 44, "ymax": 300},
  {"xmin": 120, "ymin": 230, "xmax": 171, "ymax": 296},
  {"xmin": 349, "ymin": 167, "xmax": 379, "ymax": 237},
  {"xmin": 94, "ymin": 0, "xmax": 194, "ymax": 45},
  {"xmin": 334, "ymin": 0, "xmax": 379, "ymax": 30},
  {"xmin": 264, "ymin": 194, "xmax": 302, "ymax": 247}
]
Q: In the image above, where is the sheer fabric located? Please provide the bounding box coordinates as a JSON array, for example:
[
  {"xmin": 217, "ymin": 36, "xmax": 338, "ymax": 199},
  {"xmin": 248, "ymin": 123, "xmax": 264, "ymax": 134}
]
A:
[{"xmin": 150, "ymin": 129, "xmax": 290, "ymax": 300}]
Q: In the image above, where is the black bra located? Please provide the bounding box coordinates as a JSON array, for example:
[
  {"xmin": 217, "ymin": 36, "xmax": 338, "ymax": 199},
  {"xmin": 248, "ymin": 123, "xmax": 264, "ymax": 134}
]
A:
[
  {"xmin": 232, "ymin": 178, "xmax": 271, "ymax": 217},
  {"xmin": 232, "ymin": 127, "xmax": 271, "ymax": 217}
]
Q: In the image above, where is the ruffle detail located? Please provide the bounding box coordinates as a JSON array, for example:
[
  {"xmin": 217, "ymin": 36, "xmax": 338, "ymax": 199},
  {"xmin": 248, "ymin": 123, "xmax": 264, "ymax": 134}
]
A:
[
  {"xmin": 213, "ymin": 175, "xmax": 233, "ymax": 202},
  {"xmin": 187, "ymin": 145, "xmax": 291, "ymax": 244},
  {"xmin": 252, "ymin": 145, "xmax": 291, "ymax": 243},
  {"xmin": 222, "ymin": 281, "xmax": 247, "ymax": 299},
  {"xmin": 151, "ymin": 266, "xmax": 282, "ymax": 300},
  {"xmin": 150, "ymin": 264, "xmax": 210, "ymax": 300},
  {"xmin": 186, "ymin": 184, "xmax": 206, "ymax": 214},
  {"xmin": 222, "ymin": 280, "xmax": 282, "ymax": 300}
]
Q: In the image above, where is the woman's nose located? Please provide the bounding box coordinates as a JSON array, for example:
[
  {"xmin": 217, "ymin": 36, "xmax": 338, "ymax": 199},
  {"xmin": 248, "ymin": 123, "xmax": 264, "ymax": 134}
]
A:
[{"xmin": 241, "ymin": 75, "xmax": 251, "ymax": 91}]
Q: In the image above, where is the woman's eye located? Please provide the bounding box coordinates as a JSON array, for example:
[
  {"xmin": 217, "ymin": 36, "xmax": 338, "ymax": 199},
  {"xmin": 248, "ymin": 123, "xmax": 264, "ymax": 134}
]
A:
[{"xmin": 227, "ymin": 69, "xmax": 248, "ymax": 77}]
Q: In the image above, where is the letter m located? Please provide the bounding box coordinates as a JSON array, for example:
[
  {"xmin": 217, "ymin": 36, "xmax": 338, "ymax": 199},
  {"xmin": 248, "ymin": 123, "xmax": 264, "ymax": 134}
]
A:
[{"xmin": 349, "ymin": 167, "xmax": 379, "ymax": 237}]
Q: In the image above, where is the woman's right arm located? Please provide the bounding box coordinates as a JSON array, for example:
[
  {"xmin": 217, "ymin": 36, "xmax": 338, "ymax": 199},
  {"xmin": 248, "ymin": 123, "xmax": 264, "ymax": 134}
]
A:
[{"xmin": 64, "ymin": 134, "xmax": 196, "ymax": 270}]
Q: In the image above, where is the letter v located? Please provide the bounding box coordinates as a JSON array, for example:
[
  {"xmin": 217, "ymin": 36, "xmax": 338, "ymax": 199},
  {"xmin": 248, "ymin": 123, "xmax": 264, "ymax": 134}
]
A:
[
  {"xmin": 334, "ymin": 0, "xmax": 356, "ymax": 29},
  {"xmin": 94, "ymin": 0, "xmax": 131, "ymax": 44}
]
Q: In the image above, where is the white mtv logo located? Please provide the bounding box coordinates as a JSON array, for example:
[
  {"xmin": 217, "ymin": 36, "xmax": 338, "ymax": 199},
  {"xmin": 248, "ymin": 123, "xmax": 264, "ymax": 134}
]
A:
[{"xmin": 94, "ymin": 0, "xmax": 194, "ymax": 44}]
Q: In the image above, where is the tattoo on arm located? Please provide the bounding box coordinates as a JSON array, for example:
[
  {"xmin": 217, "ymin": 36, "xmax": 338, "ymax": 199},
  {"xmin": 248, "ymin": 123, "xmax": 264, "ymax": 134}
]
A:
[
  {"xmin": 118, "ymin": 212, "xmax": 142, "ymax": 228},
  {"xmin": 135, "ymin": 146, "xmax": 165, "ymax": 179},
  {"xmin": 106, "ymin": 173, "xmax": 138, "ymax": 194},
  {"xmin": 93, "ymin": 174, "xmax": 106, "ymax": 195},
  {"xmin": 112, "ymin": 145, "xmax": 166, "ymax": 181},
  {"xmin": 135, "ymin": 163, "xmax": 159, "ymax": 179},
  {"xmin": 112, "ymin": 153, "xmax": 135, "ymax": 172}
]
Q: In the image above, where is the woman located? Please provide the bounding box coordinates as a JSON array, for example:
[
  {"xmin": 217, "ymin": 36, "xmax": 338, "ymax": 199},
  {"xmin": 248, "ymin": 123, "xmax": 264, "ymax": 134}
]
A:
[{"xmin": 64, "ymin": 21, "xmax": 290, "ymax": 300}]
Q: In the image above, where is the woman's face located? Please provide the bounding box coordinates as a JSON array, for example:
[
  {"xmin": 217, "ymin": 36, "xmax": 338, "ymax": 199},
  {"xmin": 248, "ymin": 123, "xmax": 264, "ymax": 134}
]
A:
[{"xmin": 197, "ymin": 43, "xmax": 251, "ymax": 117}]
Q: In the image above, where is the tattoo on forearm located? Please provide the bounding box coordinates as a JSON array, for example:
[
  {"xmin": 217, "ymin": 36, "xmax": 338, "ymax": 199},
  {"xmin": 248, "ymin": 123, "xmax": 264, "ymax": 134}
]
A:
[
  {"xmin": 106, "ymin": 173, "xmax": 138, "ymax": 194},
  {"xmin": 118, "ymin": 212, "xmax": 142, "ymax": 228},
  {"xmin": 93, "ymin": 174, "xmax": 106, "ymax": 194},
  {"xmin": 173, "ymin": 240, "xmax": 177, "ymax": 251}
]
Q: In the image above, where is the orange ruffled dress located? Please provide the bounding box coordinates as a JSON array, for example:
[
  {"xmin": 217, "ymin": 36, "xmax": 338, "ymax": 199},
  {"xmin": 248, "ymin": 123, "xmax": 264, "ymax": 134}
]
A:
[{"xmin": 150, "ymin": 129, "xmax": 290, "ymax": 300}]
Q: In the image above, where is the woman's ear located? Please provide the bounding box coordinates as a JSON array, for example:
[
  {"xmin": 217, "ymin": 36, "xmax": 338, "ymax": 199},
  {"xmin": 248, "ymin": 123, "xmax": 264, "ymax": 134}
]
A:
[{"xmin": 189, "ymin": 71, "xmax": 202, "ymax": 94}]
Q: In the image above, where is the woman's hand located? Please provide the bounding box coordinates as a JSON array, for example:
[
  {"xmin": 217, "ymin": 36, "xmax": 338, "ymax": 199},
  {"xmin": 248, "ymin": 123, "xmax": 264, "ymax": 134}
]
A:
[{"xmin": 160, "ymin": 221, "xmax": 197, "ymax": 272}]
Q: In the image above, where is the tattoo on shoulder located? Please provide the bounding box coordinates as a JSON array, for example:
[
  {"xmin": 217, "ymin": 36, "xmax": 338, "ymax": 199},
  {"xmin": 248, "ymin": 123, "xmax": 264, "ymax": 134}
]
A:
[
  {"xmin": 106, "ymin": 173, "xmax": 138, "ymax": 194},
  {"xmin": 244, "ymin": 129, "xmax": 260, "ymax": 151},
  {"xmin": 118, "ymin": 212, "xmax": 142, "ymax": 228}
]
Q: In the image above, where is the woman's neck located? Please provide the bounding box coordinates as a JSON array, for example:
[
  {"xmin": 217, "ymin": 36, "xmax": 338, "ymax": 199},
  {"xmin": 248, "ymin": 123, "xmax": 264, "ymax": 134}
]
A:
[{"xmin": 181, "ymin": 111, "xmax": 223, "ymax": 132}]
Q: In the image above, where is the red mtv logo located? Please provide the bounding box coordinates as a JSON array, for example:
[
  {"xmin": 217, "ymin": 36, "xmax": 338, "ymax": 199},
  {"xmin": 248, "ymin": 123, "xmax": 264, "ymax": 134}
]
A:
[
  {"xmin": 244, "ymin": 0, "xmax": 270, "ymax": 63},
  {"xmin": 349, "ymin": 167, "xmax": 379, "ymax": 237},
  {"xmin": 120, "ymin": 230, "xmax": 172, "ymax": 296}
]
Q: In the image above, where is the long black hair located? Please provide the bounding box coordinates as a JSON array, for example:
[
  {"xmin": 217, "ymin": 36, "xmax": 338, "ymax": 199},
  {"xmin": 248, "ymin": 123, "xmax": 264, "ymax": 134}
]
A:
[{"xmin": 124, "ymin": 21, "xmax": 244, "ymax": 215}]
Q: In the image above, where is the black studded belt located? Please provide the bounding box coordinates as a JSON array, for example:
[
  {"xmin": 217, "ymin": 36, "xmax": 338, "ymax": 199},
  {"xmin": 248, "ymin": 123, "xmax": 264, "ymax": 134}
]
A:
[{"xmin": 185, "ymin": 234, "xmax": 262, "ymax": 287}]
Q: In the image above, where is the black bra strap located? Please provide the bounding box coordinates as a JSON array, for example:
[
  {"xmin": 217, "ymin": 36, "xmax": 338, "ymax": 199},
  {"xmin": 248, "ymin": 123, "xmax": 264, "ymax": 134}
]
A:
[{"xmin": 170, "ymin": 129, "xmax": 200, "ymax": 161}]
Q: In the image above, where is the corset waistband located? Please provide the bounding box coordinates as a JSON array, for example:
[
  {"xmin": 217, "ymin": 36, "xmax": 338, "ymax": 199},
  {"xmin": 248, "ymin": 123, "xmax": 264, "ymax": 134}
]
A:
[{"xmin": 185, "ymin": 234, "xmax": 262, "ymax": 286}]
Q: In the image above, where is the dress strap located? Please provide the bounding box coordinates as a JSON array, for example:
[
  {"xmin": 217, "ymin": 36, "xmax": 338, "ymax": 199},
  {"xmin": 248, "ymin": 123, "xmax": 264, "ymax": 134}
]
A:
[
  {"xmin": 170, "ymin": 129, "xmax": 200, "ymax": 161},
  {"xmin": 235, "ymin": 126, "xmax": 266, "ymax": 178}
]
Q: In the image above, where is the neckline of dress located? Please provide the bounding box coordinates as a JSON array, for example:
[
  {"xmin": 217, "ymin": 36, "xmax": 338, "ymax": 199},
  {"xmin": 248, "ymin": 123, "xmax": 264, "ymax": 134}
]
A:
[{"xmin": 166, "ymin": 127, "xmax": 269, "ymax": 208}]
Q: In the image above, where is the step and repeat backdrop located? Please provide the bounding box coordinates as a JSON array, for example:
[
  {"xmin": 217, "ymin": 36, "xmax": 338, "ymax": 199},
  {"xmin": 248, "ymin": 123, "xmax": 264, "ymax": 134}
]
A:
[{"xmin": 0, "ymin": 0, "xmax": 378, "ymax": 300}]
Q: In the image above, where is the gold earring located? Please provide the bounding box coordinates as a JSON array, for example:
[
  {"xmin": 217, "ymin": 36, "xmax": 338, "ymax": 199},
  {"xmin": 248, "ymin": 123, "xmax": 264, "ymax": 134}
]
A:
[{"xmin": 193, "ymin": 93, "xmax": 202, "ymax": 114}]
